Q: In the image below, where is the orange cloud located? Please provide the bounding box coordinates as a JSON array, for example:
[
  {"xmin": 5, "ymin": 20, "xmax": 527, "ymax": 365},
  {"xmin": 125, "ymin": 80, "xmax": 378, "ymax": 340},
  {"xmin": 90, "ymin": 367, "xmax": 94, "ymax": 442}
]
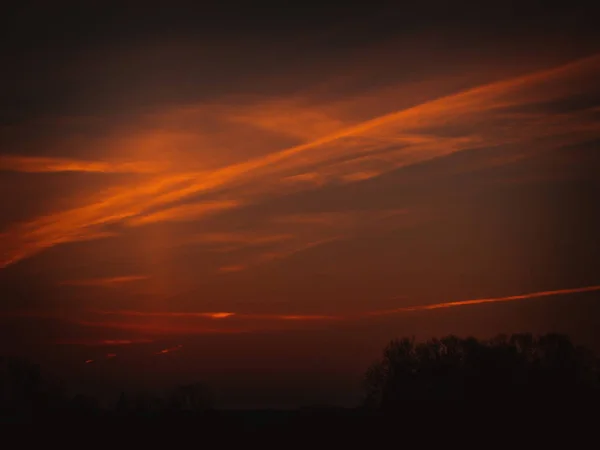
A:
[
  {"xmin": 55, "ymin": 338, "xmax": 154, "ymax": 345},
  {"xmin": 102, "ymin": 339, "xmax": 153, "ymax": 345},
  {"xmin": 0, "ymin": 172, "xmax": 194, "ymax": 267},
  {"xmin": 369, "ymin": 285, "xmax": 600, "ymax": 316},
  {"xmin": 254, "ymin": 236, "xmax": 343, "ymax": 264},
  {"xmin": 91, "ymin": 310, "xmax": 344, "ymax": 321},
  {"xmin": 94, "ymin": 310, "xmax": 235, "ymax": 319},
  {"xmin": 0, "ymin": 230, "xmax": 118, "ymax": 269},
  {"xmin": 218, "ymin": 265, "xmax": 246, "ymax": 273},
  {"xmin": 271, "ymin": 212, "xmax": 356, "ymax": 227},
  {"xmin": 126, "ymin": 200, "xmax": 240, "ymax": 226},
  {"xmin": 340, "ymin": 171, "xmax": 382, "ymax": 182},
  {"xmin": 59, "ymin": 275, "xmax": 149, "ymax": 287},
  {"xmin": 275, "ymin": 314, "xmax": 341, "ymax": 321},
  {"xmin": 0, "ymin": 155, "xmax": 162, "ymax": 174},
  {"xmin": 156, "ymin": 344, "xmax": 183, "ymax": 355},
  {"xmin": 56, "ymin": 285, "xmax": 600, "ymax": 338},
  {"xmin": 223, "ymin": 99, "xmax": 347, "ymax": 141},
  {"xmin": 1, "ymin": 52, "xmax": 597, "ymax": 269},
  {"xmin": 282, "ymin": 172, "xmax": 324, "ymax": 185},
  {"xmin": 212, "ymin": 209, "xmax": 412, "ymax": 272},
  {"xmin": 190, "ymin": 232, "xmax": 294, "ymax": 247},
  {"xmin": 75, "ymin": 319, "xmax": 249, "ymax": 335},
  {"xmin": 90, "ymin": 309, "xmax": 341, "ymax": 322}
]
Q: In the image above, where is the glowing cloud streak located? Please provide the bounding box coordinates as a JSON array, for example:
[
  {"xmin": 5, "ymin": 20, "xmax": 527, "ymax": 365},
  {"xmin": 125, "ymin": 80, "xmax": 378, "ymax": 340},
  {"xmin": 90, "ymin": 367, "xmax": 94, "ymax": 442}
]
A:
[
  {"xmin": 59, "ymin": 275, "xmax": 149, "ymax": 287},
  {"xmin": 1, "ymin": 53, "xmax": 598, "ymax": 269},
  {"xmin": 0, "ymin": 155, "xmax": 162, "ymax": 174},
  {"xmin": 369, "ymin": 285, "xmax": 600, "ymax": 316}
]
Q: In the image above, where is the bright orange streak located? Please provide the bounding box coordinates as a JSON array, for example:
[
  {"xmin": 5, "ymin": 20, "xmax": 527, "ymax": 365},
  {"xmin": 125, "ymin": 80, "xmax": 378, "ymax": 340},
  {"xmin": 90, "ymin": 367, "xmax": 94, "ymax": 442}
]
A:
[
  {"xmin": 93, "ymin": 283, "xmax": 600, "ymax": 323},
  {"xmin": 0, "ymin": 173, "xmax": 194, "ymax": 268},
  {"xmin": 59, "ymin": 275, "xmax": 148, "ymax": 287},
  {"xmin": 91, "ymin": 309, "xmax": 337, "ymax": 321},
  {"xmin": 85, "ymin": 359, "xmax": 94, "ymax": 364},
  {"xmin": 369, "ymin": 285, "xmax": 600, "ymax": 315},
  {"xmin": 156, "ymin": 344, "xmax": 183, "ymax": 355},
  {"xmin": 209, "ymin": 312, "xmax": 235, "ymax": 319},
  {"xmin": 67, "ymin": 285, "xmax": 600, "ymax": 337}
]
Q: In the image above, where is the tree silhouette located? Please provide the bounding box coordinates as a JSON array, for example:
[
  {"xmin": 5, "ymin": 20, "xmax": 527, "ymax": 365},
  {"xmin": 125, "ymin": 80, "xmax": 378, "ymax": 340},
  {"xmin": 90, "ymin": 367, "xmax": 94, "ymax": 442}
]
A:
[
  {"xmin": 362, "ymin": 333, "xmax": 600, "ymax": 408},
  {"xmin": 0, "ymin": 356, "xmax": 67, "ymax": 420},
  {"xmin": 167, "ymin": 382, "xmax": 215, "ymax": 413}
]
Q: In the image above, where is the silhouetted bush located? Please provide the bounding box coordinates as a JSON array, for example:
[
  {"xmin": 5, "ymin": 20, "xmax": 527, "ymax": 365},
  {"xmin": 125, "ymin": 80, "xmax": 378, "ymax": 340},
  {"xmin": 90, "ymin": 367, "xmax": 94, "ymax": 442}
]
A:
[{"xmin": 362, "ymin": 333, "xmax": 600, "ymax": 409}]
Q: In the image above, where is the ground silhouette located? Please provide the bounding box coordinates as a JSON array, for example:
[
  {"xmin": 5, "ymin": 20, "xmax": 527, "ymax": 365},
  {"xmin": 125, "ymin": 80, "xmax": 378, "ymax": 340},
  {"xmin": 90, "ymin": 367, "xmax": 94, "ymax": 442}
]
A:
[
  {"xmin": 2, "ymin": 332, "xmax": 599, "ymax": 429},
  {"xmin": 363, "ymin": 332, "xmax": 600, "ymax": 408}
]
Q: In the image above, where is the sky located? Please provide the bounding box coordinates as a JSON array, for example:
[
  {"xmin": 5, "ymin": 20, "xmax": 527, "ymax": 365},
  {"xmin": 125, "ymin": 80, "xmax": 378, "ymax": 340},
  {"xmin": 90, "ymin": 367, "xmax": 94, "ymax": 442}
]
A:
[{"xmin": 1, "ymin": 1, "xmax": 600, "ymax": 408}]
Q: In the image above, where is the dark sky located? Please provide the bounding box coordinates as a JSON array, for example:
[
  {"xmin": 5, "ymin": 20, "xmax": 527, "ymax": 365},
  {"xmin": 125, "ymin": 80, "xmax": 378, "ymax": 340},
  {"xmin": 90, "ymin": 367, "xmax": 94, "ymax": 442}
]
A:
[{"xmin": 1, "ymin": 1, "xmax": 600, "ymax": 408}]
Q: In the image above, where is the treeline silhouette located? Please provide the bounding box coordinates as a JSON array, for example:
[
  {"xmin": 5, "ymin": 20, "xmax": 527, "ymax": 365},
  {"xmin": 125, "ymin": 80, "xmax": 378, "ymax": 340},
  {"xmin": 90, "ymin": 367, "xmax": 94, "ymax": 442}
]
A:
[
  {"xmin": 2, "ymin": 333, "xmax": 600, "ymax": 426},
  {"xmin": 363, "ymin": 332, "xmax": 600, "ymax": 407}
]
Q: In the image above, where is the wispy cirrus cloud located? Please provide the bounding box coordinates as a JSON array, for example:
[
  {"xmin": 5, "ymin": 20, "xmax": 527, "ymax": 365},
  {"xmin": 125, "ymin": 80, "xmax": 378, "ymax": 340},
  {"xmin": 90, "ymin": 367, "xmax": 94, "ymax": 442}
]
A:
[
  {"xmin": 367, "ymin": 285, "xmax": 600, "ymax": 316},
  {"xmin": 4, "ymin": 284, "xmax": 599, "ymax": 342},
  {"xmin": 0, "ymin": 52, "xmax": 598, "ymax": 271},
  {"xmin": 73, "ymin": 319, "xmax": 249, "ymax": 335},
  {"xmin": 94, "ymin": 310, "xmax": 235, "ymax": 319},
  {"xmin": 189, "ymin": 232, "xmax": 294, "ymax": 248},
  {"xmin": 88, "ymin": 309, "xmax": 342, "ymax": 323},
  {"xmin": 0, "ymin": 155, "xmax": 162, "ymax": 174},
  {"xmin": 55, "ymin": 338, "xmax": 153, "ymax": 345},
  {"xmin": 58, "ymin": 275, "xmax": 149, "ymax": 287},
  {"xmin": 217, "ymin": 265, "xmax": 247, "ymax": 273},
  {"xmin": 92, "ymin": 284, "xmax": 600, "ymax": 326}
]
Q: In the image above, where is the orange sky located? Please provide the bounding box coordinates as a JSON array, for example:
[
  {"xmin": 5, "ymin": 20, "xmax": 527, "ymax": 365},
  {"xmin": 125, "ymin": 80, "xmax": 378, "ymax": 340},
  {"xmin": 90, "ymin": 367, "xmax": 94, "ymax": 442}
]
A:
[{"xmin": 1, "ymin": 2, "xmax": 599, "ymax": 407}]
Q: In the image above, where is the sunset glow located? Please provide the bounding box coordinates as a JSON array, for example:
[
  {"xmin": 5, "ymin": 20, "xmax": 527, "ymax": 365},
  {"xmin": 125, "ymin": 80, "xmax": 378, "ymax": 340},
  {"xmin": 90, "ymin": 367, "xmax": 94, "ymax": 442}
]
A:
[{"xmin": 1, "ymin": 2, "xmax": 599, "ymax": 409}]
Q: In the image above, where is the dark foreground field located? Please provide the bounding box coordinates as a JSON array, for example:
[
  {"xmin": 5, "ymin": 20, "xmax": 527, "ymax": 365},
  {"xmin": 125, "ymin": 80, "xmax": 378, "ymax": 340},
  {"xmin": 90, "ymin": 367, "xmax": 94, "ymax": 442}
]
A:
[{"xmin": 3, "ymin": 333, "xmax": 600, "ymax": 434}]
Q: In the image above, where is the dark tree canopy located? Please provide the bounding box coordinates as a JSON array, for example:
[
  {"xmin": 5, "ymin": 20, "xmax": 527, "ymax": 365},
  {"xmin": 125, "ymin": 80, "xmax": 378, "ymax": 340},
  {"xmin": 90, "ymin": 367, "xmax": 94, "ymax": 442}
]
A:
[
  {"xmin": 362, "ymin": 333, "xmax": 600, "ymax": 408},
  {"xmin": 0, "ymin": 356, "xmax": 68, "ymax": 420}
]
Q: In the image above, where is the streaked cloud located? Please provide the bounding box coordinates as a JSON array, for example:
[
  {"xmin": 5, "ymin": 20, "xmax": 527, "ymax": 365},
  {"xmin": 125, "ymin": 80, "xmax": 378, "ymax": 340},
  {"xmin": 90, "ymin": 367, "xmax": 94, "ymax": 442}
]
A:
[
  {"xmin": 1, "ymin": 52, "xmax": 598, "ymax": 271},
  {"xmin": 368, "ymin": 285, "xmax": 600, "ymax": 316},
  {"xmin": 217, "ymin": 265, "xmax": 246, "ymax": 273},
  {"xmin": 125, "ymin": 200, "xmax": 240, "ymax": 226},
  {"xmin": 102, "ymin": 339, "xmax": 153, "ymax": 345},
  {"xmin": 94, "ymin": 310, "xmax": 235, "ymax": 319},
  {"xmin": 54, "ymin": 338, "xmax": 153, "ymax": 345},
  {"xmin": 0, "ymin": 155, "xmax": 162, "ymax": 174},
  {"xmin": 156, "ymin": 344, "xmax": 183, "ymax": 355},
  {"xmin": 74, "ymin": 319, "xmax": 249, "ymax": 335},
  {"xmin": 189, "ymin": 232, "xmax": 294, "ymax": 248},
  {"xmin": 4, "ymin": 283, "xmax": 598, "ymax": 344},
  {"xmin": 59, "ymin": 275, "xmax": 149, "ymax": 287},
  {"xmin": 90, "ymin": 309, "xmax": 338, "ymax": 322}
]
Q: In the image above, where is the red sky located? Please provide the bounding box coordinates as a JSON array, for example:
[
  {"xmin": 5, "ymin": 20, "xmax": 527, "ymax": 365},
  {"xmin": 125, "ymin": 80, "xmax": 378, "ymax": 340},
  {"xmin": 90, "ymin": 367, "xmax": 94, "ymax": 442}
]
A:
[{"xmin": 1, "ymin": 2, "xmax": 599, "ymax": 408}]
